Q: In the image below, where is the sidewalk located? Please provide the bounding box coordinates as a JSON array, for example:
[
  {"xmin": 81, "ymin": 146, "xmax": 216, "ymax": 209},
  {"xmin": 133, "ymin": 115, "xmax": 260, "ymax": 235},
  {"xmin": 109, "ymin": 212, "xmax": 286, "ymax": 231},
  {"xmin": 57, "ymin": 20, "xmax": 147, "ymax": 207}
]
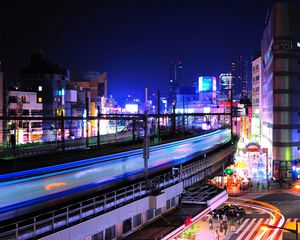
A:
[
  {"xmin": 226, "ymin": 181, "xmax": 291, "ymax": 195},
  {"xmin": 194, "ymin": 214, "xmax": 237, "ymax": 240}
]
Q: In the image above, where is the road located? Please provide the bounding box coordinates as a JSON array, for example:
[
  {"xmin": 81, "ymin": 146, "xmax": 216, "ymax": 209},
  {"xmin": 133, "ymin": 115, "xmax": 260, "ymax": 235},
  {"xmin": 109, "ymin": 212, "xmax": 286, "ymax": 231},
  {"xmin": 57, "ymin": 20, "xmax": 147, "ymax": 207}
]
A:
[{"xmin": 226, "ymin": 191, "xmax": 300, "ymax": 240}]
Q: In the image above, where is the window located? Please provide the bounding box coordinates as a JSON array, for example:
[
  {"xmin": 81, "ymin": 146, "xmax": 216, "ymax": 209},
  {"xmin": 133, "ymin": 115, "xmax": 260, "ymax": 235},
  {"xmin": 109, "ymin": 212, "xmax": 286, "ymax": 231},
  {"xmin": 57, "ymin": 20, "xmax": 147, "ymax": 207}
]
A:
[
  {"xmin": 147, "ymin": 209, "xmax": 154, "ymax": 221},
  {"xmin": 155, "ymin": 208, "xmax": 161, "ymax": 216},
  {"xmin": 8, "ymin": 96, "xmax": 18, "ymax": 103},
  {"xmin": 297, "ymin": 42, "xmax": 300, "ymax": 48},
  {"xmin": 166, "ymin": 199, "xmax": 171, "ymax": 210},
  {"xmin": 256, "ymin": 76, "xmax": 259, "ymax": 81},
  {"xmin": 38, "ymin": 97, "xmax": 42, "ymax": 103},
  {"xmin": 105, "ymin": 226, "xmax": 116, "ymax": 240},
  {"xmin": 132, "ymin": 214, "xmax": 141, "ymax": 228},
  {"xmin": 21, "ymin": 96, "xmax": 27, "ymax": 103},
  {"xmin": 31, "ymin": 110, "xmax": 43, "ymax": 116},
  {"xmin": 123, "ymin": 218, "xmax": 132, "ymax": 234},
  {"xmin": 9, "ymin": 109, "xmax": 17, "ymax": 116},
  {"xmin": 38, "ymin": 86, "xmax": 43, "ymax": 91},
  {"xmin": 22, "ymin": 109, "xmax": 29, "ymax": 115},
  {"xmin": 31, "ymin": 122, "xmax": 42, "ymax": 128},
  {"xmin": 91, "ymin": 231, "xmax": 103, "ymax": 240}
]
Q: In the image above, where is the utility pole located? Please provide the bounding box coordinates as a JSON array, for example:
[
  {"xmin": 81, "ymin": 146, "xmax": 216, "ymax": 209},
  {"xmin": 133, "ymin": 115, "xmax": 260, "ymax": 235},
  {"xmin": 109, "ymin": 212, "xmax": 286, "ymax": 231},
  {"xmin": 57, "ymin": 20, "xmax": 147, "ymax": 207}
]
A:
[
  {"xmin": 230, "ymin": 79, "xmax": 233, "ymax": 141},
  {"xmin": 85, "ymin": 92, "xmax": 89, "ymax": 148},
  {"xmin": 157, "ymin": 89, "xmax": 160, "ymax": 141},
  {"xmin": 97, "ymin": 106, "xmax": 100, "ymax": 146},
  {"xmin": 143, "ymin": 88, "xmax": 150, "ymax": 180},
  {"xmin": 182, "ymin": 96, "xmax": 185, "ymax": 135}
]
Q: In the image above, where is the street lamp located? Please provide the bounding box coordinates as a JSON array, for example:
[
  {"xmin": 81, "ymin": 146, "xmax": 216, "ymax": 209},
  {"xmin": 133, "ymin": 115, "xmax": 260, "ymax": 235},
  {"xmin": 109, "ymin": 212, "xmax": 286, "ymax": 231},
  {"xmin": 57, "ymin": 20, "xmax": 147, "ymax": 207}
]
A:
[{"xmin": 261, "ymin": 222, "xmax": 299, "ymax": 240}]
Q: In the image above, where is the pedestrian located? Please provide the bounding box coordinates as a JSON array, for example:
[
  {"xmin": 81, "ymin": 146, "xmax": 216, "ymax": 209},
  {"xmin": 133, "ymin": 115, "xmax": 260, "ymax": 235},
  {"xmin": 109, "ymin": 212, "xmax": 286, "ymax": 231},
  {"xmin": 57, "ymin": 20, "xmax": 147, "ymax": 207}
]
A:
[
  {"xmin": 267, "ymin": 180, "xmax": 270, "ymax": 189},
  {"xmin": 224, "ymin": 221, "xmax": 228, "ymax": 235},
  {"xmin": 236, "ymin": 213, "xmax": 240, "ymax": 224},
  {"xmin": 217, "ymin": 213, "xmax": 220, "ymax": 221},
  {"xmin": 220, "ymin": 222, "xmax": 223, "ymax": 233},
  {"xmin": 257, "ymin": 181, "xmax": 260, "ymax": 190},
  {"xmin": 209, "ymin": 216, "xmax": 213, "ymax": 230},
  {"xmin": 230, "ymin": 220, "xmax": 235, "ymax": 232},
  {"xmin": 215, "ymin": 228, "xmax": 219, "ymax": 240}
]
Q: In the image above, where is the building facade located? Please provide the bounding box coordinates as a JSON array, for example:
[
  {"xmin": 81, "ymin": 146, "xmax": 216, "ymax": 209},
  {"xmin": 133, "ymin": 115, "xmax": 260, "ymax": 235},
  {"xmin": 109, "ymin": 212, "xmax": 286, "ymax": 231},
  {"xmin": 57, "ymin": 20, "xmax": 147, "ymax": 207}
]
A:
[
  {"xmin": 251, "ymin": 56, "xmax": 262, "ymax": 144},
  {"xmin": 261, "ymin": 2, "xmax": 300, "ymax": 180},
  {"xmin": 21, "ymin": 52, "xmax": 69, "ymax": 141},
  {"xmin": 8, "ymin": 90, "xmax": 43, "ymax": 144},
  {"xmin": 70, "ymin": 71, "xmax": 107, "ymax": 101}
]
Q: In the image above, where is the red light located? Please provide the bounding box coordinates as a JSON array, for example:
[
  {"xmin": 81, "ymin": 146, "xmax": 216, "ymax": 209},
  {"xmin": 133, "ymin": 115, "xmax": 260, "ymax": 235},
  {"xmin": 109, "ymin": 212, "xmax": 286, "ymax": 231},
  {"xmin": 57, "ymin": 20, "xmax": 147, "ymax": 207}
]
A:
[{"xmin": 184, "ymin": 216, "xmax": 192, "ymax": 226}]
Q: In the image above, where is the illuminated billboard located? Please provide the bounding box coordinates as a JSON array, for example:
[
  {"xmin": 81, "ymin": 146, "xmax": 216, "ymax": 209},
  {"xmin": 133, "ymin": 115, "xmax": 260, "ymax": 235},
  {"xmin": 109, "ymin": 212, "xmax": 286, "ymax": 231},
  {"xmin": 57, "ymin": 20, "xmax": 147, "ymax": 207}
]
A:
[
  {"xmin": 125, "ymin": 104, "xmax": 138, "ymax": 113},
  {"xmin": 198, "ymin": 76, "xmax": 216, "ymax": 92}
]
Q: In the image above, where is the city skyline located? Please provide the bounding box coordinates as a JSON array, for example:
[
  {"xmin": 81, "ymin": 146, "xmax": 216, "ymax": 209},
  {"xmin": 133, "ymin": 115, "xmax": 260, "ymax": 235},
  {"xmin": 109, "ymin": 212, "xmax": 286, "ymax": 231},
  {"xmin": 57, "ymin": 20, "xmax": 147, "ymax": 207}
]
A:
[{"xmin": 0, "ymin": 0, "xmax": 274, "ymax": 99}]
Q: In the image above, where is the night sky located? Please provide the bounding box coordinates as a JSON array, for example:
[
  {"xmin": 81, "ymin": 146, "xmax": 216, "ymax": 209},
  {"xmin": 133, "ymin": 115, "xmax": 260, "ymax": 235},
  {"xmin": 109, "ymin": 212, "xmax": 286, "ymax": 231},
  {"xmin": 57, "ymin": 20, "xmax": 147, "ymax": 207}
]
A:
[{"xmin": 0, "ymin": 0, "xmax": 275, "ymax": 101}]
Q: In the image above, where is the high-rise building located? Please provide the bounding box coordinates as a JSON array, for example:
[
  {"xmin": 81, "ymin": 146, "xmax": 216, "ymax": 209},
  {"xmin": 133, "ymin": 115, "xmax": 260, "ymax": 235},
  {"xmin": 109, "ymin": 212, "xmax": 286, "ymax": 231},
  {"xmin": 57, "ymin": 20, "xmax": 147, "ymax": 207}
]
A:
[
  {"xmin": 261, "ymin": 2, "xmax": 300, "ymax": 180},
  {"xmin": 168, "ymin": 60, "xmax": 183, "ymax": 108},
  {"xmin": 229, "ymin": 56, "xmax": 248, "ymax": 100},
  {"xmin": 251, "ymin": 55, "xmax": 262, "ymax": 144},
  {"xmin": 219, "ymin": 73, "xmax": 232, "ymax": 100},
  {"xmin": 7, "ymin": 89, "xmax": 43, "ymax": 144}
]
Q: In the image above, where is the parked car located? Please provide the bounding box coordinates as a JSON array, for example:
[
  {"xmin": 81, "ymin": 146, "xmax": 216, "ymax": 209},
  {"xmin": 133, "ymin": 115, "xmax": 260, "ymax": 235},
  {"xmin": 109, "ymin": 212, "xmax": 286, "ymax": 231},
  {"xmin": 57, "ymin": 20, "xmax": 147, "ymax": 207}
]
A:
[{"xmin": 212, "ymin": 204, "xmax": 245, "ymax": 218}]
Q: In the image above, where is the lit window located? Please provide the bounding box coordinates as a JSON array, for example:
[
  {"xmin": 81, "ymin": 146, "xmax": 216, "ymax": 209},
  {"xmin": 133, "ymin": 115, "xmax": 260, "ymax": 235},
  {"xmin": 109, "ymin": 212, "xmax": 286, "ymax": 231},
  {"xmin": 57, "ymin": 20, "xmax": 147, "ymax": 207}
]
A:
[
  {"xmin": 38, "ymin": 86, "xmax": 42, "ymax": 91},
  {"xmin": 38, "ymin": 97, "xmax": 42, "ymax": 103},
  {"xmin": 297, "ymin": 42, "xmax": 300, "ymax": 48}
]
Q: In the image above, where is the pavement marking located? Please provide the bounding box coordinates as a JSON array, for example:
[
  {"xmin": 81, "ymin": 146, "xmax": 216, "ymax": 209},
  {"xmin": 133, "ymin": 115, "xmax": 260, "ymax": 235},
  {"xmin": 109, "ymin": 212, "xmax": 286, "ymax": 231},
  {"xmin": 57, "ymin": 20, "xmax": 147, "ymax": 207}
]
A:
[
  {"xmin": 276, "ymin": 218, "xmax": 293, "ymax": 240},
  {"xmin": 236, "ymin": 218, "xmax": 257, "ymax": 240},
  {"xmin": 244, "ymin": 218, "xmax": 264, "ymax": 240},
  {"xmin": 235, "ymin": 218, "xmax": 250, "ymax": 234},
  {"xmin": 252, "ymin": 218, "xmax": 270, "ymax": 240}
]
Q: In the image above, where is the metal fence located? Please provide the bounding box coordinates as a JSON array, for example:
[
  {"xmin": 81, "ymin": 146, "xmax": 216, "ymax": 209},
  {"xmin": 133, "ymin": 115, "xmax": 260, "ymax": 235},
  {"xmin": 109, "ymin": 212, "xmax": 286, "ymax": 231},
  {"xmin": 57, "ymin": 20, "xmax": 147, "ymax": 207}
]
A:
[{"xmin": 0, "ymin": 172, "xmax": 180, "ymax": 240}]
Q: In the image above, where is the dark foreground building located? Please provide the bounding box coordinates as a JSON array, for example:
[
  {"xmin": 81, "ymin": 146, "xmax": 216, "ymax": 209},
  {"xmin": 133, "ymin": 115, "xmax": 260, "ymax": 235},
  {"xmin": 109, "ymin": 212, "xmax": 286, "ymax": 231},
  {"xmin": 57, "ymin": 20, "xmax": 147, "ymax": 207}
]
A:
[{"xmin": 261, "ymin": 2, "xmax": 300, "ymax": 180}]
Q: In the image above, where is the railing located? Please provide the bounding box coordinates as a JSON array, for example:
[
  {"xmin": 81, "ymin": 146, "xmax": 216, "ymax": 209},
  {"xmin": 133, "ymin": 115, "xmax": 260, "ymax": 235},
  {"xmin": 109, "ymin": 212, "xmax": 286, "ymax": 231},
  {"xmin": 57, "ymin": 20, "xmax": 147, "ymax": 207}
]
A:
[
  {"xmin": 0, "ymin": 172, "xmax": 179, "ymax": 240},
  {"xmin": 0, "ymin": 144, "xmax": 236, "ymax": 240}
]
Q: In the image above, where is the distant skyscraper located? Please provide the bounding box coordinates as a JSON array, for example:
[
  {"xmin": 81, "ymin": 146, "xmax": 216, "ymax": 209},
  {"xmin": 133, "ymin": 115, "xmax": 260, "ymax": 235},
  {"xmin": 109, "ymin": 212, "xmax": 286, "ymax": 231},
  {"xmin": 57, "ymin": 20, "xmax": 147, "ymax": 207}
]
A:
[
  {"xmin": 168, "ymin": 60, "xmax": 183, "ymax": 107},
  {"xmin": 261, "ymin": 2, "xmax": 300, "ymax": 180},
  {"xmin": 229, "ymin": 56, "xmax": 248, "ymax": 100}
]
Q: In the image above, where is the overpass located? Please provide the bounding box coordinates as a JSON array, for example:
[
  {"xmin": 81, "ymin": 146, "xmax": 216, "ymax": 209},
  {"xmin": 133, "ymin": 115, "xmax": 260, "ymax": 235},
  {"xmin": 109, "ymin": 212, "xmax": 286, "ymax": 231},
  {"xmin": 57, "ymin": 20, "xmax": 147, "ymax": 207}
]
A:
[{"xmin": 0, "ymin": 128, "xmax": 235, "ymax": 240}]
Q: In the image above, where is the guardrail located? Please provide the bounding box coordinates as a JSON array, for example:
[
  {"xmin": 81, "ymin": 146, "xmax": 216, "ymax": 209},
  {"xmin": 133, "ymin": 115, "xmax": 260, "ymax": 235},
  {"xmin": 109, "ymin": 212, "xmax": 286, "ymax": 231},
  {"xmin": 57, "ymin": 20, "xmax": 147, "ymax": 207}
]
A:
[{"xmin": 0, "ymin": 172, "xmax": 179, "ymax": 240}]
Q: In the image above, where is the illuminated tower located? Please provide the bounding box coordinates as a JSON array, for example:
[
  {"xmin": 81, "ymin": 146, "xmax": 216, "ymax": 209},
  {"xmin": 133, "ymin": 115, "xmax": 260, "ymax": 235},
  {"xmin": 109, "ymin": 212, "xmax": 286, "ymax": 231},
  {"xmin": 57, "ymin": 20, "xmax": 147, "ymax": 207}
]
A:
[{"xmin": 168, "ymin": 60, "xmax": 183, "ymax": 108}]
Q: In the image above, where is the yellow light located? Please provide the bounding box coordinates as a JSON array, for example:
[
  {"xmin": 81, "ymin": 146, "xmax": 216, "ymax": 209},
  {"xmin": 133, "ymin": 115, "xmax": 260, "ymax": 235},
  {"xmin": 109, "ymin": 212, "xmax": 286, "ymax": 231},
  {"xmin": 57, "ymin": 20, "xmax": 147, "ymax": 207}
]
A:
[
  {"xmin": 295, "ymin": 185, "xmax": 300, "ymax": 190},
  {"xmin": 260, "ymin": 225, "xmax": 270, "ymax": 231},
  {"xmin": 38, "ymin": 97, "xmax": 42, "ymax": 103}
]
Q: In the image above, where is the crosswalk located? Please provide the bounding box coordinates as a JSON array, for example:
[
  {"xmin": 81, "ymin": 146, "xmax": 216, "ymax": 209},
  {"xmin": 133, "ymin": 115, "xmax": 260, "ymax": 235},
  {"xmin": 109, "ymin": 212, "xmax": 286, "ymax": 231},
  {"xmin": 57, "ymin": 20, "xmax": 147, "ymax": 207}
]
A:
[{"xmin": 228, "ymin": 217, "xmax": 298, "ymax": 240}]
